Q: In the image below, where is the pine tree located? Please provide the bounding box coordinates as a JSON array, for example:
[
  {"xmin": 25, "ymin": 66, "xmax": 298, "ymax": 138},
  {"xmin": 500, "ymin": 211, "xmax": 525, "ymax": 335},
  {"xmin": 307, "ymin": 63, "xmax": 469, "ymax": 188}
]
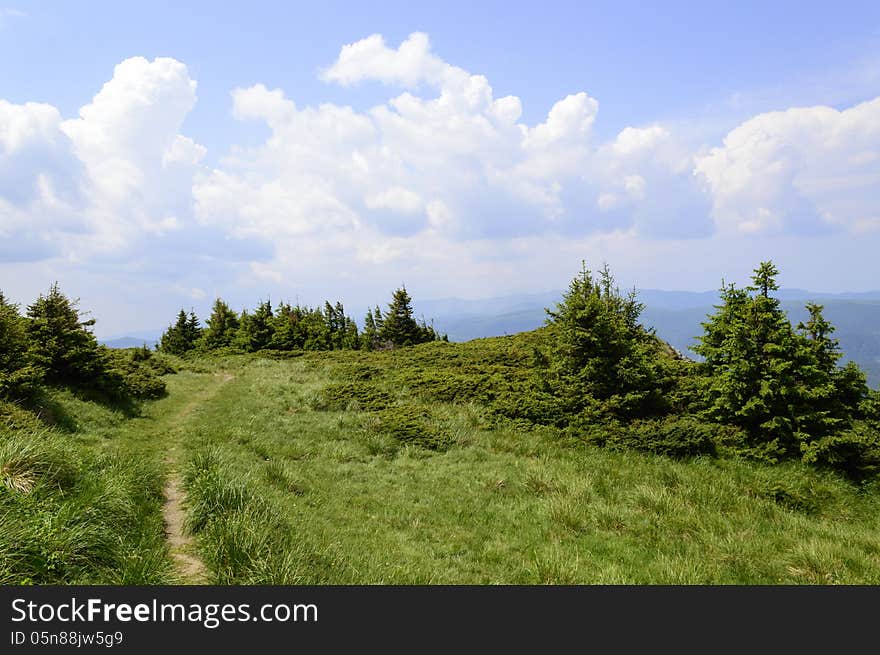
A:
[
  {"xmin": 234, "ymin": 300, "xmax": 274, "ymax": 352},
  {"xmin": 270, "ymin": 302, "xmax": 303, "ymax": 351},
  {"xmin": 343, "ymin": 316, "xmax": 360, "ymax": 350},
  {"xmin": 379, "ymin": 286, "xmax": 428, "ymax": 347},
  {"xmin": 323, "ymin": 301, "xmax": 350, "ymax": 350},
  {"xmin": 361, "ymin": 310, "xmax": 379, "ymax": 350},
  {"xmin": 695, "ymin": 261, "xmax": 872, "ymax": 460},
  {"xmin": 694, "ymin": 262, "xmax": 801, "ymax": 455},
  {"xmin": 186, "ymin": 311, "xmax": 201, "ymax": 347},
  {"xmin": 794, "ymin": 303, "xmax": 869, "ymax": 439},
  {"xmin": 329, "ymin": 301, "xmax": 359, "ymax": 349},
  {"xmin": 543, "ymin": 262, "xmax": 667, "ymax": 420},
  {"xmin": 160, "ymin": 309, "xmax": 199, "ymax": 356},
  {"xmin": 233, "ymin": 309, "xmax": 253, "ymax": 351},
  {"xmin": 252, "ymin": 300, "xmax": 274, "ymax": 350},
  {"xmin": 302, "ymin": 306, "xmax": 324, "ymax": 349},
  {"xmin": 0, "ymin": 291, "xmax": 43, "ymax": 398},
  {"xmin": 200, "ymin": 298, "xmax": 239, "ymax": 350},
  {"xmin": 25, "ymin": 283, "xmax": 104, "ymax": 385}
]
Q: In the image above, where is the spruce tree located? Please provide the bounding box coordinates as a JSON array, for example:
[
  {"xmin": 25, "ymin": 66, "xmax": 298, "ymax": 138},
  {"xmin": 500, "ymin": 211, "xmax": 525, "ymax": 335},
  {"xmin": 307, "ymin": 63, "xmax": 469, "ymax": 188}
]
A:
[
  {"xmin": 251, "ymin": 300, "xmax": 274, "ymax": 350},
  {"xmin": 543, "ymin": 262, "xmax": 666, "ymax": 420},
  {"xmin": 234, "ymin": 301, "xmax": 275, "ymax": 352},
  {"xmin": 26, "ymin": 283, "xmax": 104, "ymax": 385},
  {"xmin": 695, "ymin": 261, "xmax": 872, "ymax": 460},
  {"xmin": 379, "ymin": 286, "xmax": 424, "ymax": 347},
  {"xmin": 233, "ymin": 309, "xmax": 253, "ymax": 351},
  {"xmin": 200, "ymin": 298, "xmax": 239, "ymax": 350},
  {"xmin": 361, "ymin": 310, "xmax": 379, "ymax": 350},
  {"xmin": 0, "ymin": 292, "xmax": 43, "ymax": 398},
  {"xmin": 271, "ymin": 302, "xmax": 304, "ymax": 351},
  {"xmin": 160, "ymin": 309, "xmax": 199, "ymax": 356},
  {"xmin": 328, "ymin": 301, "xmax": 359, "ymax": 349},
  {"xmin": 343, "ymin": 315, "xmax": 360, "ymax": 349},
  {"xmin": 694, "ymin": 262, "xmax": 801, "ymax": 455},
  {"xmin": 186, "ymin": 311, "xmax": 202, "ymax": 347},
  {"xmin": 301, "ymin": 306, "xmax": 331, "ymax": 350},
  {"xmin": 794, "ymin": 303, "xmax": 869, "ymax": 438}
]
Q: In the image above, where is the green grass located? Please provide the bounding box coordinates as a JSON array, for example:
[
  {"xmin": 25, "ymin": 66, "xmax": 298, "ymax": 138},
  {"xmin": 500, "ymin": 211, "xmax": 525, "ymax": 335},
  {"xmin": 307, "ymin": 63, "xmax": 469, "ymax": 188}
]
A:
[
  {"xmin": 176, "ymin": 346, "xmax": 880, "ymax": 584},
  {"xmin": 2, "ymin": 339, "xmax": 879, "ymax": 584},
  {"xmin": 0, "ymin": 365, "xmax": 229, "ymax": 584}
]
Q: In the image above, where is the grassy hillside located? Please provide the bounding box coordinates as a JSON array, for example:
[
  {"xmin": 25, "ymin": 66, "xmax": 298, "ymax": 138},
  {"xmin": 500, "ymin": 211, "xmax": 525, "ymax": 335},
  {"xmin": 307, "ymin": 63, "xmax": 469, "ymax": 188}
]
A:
[{"xmin": 2, "ymin": 334, "xmax": 879, "ymax": 584}]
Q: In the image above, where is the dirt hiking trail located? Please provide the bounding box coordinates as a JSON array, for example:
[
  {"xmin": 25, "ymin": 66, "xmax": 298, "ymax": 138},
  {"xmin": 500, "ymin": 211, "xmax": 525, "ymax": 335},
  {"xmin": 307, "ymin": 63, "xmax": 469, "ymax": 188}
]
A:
[{"xmin": 160, "ymin": 372, "xmax": 234, "ymax": 584}]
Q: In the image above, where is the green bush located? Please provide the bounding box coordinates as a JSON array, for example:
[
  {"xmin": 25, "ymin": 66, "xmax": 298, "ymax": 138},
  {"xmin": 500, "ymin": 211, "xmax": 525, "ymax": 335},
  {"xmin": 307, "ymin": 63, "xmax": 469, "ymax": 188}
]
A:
[
  {"xmin": 101, "ymin": 348, "xmax": 167, "ymax": 400},
  {"xmin": 371, "ymin": 405, "xmax": 453, "ymax": 451},
  {"xmin": 582, "ymin": 415, "xmax": 717, "ymax": 459},
  {"xmin": 800, "ymin": 425, "xmax": 880, "ymax": 481},
  {"xmin": 311, "ymin": 382, "xmax": 394, "ymax": 412}
]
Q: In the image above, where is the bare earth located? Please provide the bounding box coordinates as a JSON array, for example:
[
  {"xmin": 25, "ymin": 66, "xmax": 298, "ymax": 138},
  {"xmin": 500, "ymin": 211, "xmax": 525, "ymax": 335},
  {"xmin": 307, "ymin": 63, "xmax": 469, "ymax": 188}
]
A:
[
  {"xmin": 163, "ymin": 472, "xmax": 208, "ymax": 582},
  {"xmin": 161, "ymin": 372, "xmax": 234, "ymax": 584}
]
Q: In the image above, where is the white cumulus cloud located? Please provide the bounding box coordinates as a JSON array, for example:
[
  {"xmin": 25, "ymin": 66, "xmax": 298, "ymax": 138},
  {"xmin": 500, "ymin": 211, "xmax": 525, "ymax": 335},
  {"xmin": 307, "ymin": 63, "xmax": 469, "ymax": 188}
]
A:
[{"xmin": 694, "ymin": 97, "xmax": 880, "ymax": 235}]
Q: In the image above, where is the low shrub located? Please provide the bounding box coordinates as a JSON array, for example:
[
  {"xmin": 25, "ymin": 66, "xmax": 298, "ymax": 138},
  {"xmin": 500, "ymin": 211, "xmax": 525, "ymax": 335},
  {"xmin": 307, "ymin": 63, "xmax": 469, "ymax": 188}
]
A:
[
  {"xmin": 582, "ymin": 415, "xmax": 717, "ymax": 459},
  {"xmin": 800, "ymin": 424, "xmax": 880, "ymax": 481},
  {"xmin": 101, "ymin": 349, "xmax": 167, "ymax": 400},
  {"xmin": 310, "ymin": 382, "xmax": 394, "ymax": 412},
  {"xmin": 370, "ymin": 405, "xmax": 453, "ymax": 451}
]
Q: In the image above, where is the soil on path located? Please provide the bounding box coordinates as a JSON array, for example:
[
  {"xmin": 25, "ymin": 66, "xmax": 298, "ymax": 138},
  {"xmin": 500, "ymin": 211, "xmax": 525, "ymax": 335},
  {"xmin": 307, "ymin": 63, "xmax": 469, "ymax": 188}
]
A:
[{"xmin": 161, "ymin": 372, "xmax": 234, "ymax": 584}]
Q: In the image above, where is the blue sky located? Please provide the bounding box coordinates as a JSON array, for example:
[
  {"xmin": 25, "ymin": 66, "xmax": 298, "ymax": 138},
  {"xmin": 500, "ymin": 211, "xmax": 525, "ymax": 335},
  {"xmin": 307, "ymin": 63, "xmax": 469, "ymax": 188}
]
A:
[{"xmin": 1, "ymin": 1, "xmax": 879, "ymax": 335}]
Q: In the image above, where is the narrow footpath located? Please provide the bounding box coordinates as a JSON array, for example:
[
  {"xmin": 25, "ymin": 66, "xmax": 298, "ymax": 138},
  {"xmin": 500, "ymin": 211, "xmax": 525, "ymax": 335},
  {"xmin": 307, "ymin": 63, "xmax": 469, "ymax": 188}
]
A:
[{"xmin": 156, "ymin": 372, "xmax": 234, "ymax": 584}]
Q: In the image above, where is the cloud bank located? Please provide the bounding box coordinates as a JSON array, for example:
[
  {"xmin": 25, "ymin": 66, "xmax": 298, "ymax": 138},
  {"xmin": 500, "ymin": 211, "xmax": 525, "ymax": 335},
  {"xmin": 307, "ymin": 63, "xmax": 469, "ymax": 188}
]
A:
[{"xmin": 1, "ymin": 32, "xmax": 879, "ymax": 329}]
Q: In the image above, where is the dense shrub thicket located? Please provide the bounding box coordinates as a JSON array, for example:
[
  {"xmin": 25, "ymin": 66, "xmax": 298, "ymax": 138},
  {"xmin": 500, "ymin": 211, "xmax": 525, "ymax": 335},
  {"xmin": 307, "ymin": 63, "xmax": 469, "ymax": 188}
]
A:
[
  {"xmin": 0, "ymin": 284, "xmax": 168, "ymax": 406},
  {"xmin": 159, "ymin": 286, "xmax": 445, "ymax": 357}
]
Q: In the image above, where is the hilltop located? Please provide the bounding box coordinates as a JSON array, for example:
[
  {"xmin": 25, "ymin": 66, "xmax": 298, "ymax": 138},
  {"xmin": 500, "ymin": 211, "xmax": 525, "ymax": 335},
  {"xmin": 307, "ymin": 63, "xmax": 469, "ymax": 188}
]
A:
[
  {"xmin": 3, "ymin": 263, "xmax": 879, "ymax": 584},
  {"xmin": 2, "ymin": 334, "xmax": 879, "ymax": 584}
]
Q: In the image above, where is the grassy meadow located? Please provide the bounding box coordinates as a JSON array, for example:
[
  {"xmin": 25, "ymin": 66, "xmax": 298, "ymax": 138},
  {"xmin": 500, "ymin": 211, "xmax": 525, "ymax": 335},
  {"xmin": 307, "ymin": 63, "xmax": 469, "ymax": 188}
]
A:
[{"xmin": 3, "ymin": 332, "xmax": 878, "ymax": 584}]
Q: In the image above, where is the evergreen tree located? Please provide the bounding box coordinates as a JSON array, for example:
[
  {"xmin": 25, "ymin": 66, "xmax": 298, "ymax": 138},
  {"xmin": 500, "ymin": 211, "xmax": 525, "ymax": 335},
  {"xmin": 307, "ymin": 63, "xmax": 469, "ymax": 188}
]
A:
[
  {"xmin": 372, "ymin": 306, "xmax": 384, "ymax": 332},
  {"xmin": 323, "ymin": 301, "xmax": 345, "ymax": 349},
  {"xmin": 543, "ymin": 262, "xmax": 667, "ymax": 420},
  {"xmin": 270, "ymin": 302, "xmax": 303, "ymax": 350},
  {"xmin": 186, "ymin": 311, "xmax": 201, "ymax": 346},
  {"xmin": 301, "ymin": 307, "xmax": 331, "ymax": 350},
  {"xmin": 343, "ymin": 315, "xmax": 360, "ymax": 350},
  {"xmin": 695, "ymin": 261, "xmax": 872, "ymax": 460},
  {"xmin": 379, "ymin": 286, "xmax": 431, "ymax": 347},
  {"xmin": 199, "ymin": 298, "xmax": 239, "ymax": 350},
  {"xmin": 235, "ymin": 300, "xmax": 274, "ymax": 352},
  {"xmin": 233, "ymin": 309, "xmax": 253, "ymax": 351},
  {"xmin": 361, "ymin": 309, "xmax": 379, "ymax": 350},
  {"xmin": 0, "ymin": 292, "xmax": 43, "ymax": 398},
  {"xmin": 328, "ymin": 301, "xmax": 359, "ymax": 349},
  {"xmin": 160, "ymin": 309, "xmax": 200, "ymax": 355},
  {"xmin": 794, "ymin": 303, "xmax": 869, "ymax": 438},
  {"xmin": 25, "ymin": 283, "xmax": 104, "ymax": 385},
  {"xmin": 695, "ymin": 262, "xmax": 801, "ymax": 454}
]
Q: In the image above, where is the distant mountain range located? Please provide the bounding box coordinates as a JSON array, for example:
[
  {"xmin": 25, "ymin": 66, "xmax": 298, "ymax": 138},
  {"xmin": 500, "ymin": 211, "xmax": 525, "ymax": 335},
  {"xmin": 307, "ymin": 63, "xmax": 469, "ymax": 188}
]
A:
[
  {"xmin": 413, "ymin": 289, "xmax": 880, "ymax": 388},
  {"xmin": 100, "ymin": 288, "xmax": 880, "ymax": 387},
  {"xmin": 100, "ymin": 330, "xmax": 162, "ymax": 350}
]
